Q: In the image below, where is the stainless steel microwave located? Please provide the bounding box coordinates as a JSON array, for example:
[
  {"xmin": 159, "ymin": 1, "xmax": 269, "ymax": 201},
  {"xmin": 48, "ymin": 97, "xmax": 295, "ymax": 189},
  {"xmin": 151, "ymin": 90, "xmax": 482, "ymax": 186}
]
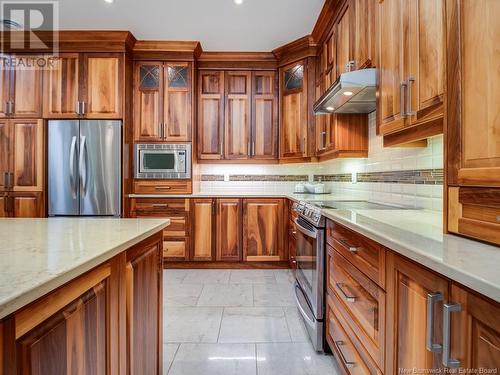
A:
[{"xmin": 135, "ymin": 144, "xmax": 191, "ymax": 179}]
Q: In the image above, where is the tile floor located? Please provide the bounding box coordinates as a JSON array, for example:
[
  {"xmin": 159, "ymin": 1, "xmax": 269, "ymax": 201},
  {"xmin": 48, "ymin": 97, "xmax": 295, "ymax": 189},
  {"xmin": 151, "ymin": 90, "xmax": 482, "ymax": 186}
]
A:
[{"xmin": 163, "ymin": 269, "xmax": 340, "ymax": 375}]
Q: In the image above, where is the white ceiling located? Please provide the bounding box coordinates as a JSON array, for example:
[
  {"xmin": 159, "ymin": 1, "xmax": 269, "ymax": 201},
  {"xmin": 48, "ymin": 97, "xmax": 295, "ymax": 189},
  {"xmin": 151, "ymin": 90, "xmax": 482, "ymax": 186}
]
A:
[{"xmin": 56, "ymin": 0, "xmax": 324, "ymax": 51}]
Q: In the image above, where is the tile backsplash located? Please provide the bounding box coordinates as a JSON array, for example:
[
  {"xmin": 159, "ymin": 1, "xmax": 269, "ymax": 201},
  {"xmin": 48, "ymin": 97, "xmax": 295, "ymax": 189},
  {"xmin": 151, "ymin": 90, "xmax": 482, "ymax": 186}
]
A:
[{"xmin": 197, "ymin": 112, "xmax": 444, "ymax": 211}]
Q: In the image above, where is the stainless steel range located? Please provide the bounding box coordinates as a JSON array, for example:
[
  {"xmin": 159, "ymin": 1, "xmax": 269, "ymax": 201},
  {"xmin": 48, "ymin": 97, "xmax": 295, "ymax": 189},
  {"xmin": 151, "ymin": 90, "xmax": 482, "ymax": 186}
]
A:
[{"xmin": 292, "ymin": 201, "xmax": 326, "ymax": 352}]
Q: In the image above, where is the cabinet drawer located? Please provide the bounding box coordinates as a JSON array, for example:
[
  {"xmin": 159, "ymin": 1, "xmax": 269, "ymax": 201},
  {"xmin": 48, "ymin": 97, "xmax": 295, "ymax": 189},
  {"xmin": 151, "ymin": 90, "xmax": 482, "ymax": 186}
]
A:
[
  {"xmin": 133, "ymin": 180, "xmax": 192, "ymax": 195},
  {"xmin": 163, "ymin": 238, "xmax": 189, "ymax": 260},
  {"xmin": 327, "ymin": 295, "xmax": 382, "ymax": 375},
  {"xmin": 131, "ymin": 198, "xmax": 189, "ymax": 216},
  {"xmin": 327, "ymin": 220, "xmax": 385, "ymax": 288},
  {"xmin": 327, "ymin": 246, "xmax": 385, "ymax": 370},
  {"xmin": 164, "ymin": 216, "xmax": 187, "ymax": 237}
]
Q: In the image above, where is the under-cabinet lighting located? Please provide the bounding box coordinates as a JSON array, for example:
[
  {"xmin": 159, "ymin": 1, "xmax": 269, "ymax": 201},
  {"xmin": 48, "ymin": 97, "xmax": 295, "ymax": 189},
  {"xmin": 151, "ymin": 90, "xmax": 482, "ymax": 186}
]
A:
[
  {"xmin": 234, "ymin": 0, "xmax": 244, "ymax": 4},
  {"xmin": 343, "ymin": 91, "xmax": 353, "ymax": 96},
  {"xmin": 104, "ymin": 0, "xmax": 114, "ymax": 3},
  {"xmin": 326, "ymin": 106, "xmax": 334, "ymax": 112}
]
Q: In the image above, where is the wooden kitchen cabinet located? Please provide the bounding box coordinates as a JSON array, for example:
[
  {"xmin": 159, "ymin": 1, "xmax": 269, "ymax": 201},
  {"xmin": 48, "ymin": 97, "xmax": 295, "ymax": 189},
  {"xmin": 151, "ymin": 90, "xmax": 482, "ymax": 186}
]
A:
[
  {"xmin": 243, "ymin": 198, "xmax": 285, "ymax": 261},
  {"xmin": 198, "ymin": 70, "xmax": 278, "ymax": 162},
  {"xmin": 125, "ymin": 239, "xmax": 163, "ymax": 374},
  {"xmin": 385, "ymin": 252, "xmax": 449, "ymax": 374},
  {"xmin": 449, "ymin": 284, "xmax": 500, "ymax": 371},
  {"xmin": 224, "ymin": 71, "xmax": 251, "ymax": 160},
  {"xmin": 251, "ymin": 71, "xmax": 278, "ymax": 159},
  {"xmin": 353, "ymin": 0, "xmax": 377, "ymax": 70},
  {"xmin": 0, "ymin": 119, "xmax": 43, "ymax": 193},
  {"xmin": 82, "ymin": 54, "xmax": 123, "ymax": 118},
  {"xmin": 43, "ymin": 53, "xmax": 80, "ymax": 118},
  {"xmin": 0, "ymin": 55, "xmax": 43, "ymax": 119},
  {"xmin": 280, "ymin": 60, "xmax": 309, "ymax": 159},
  {"xmin": 191, "ymin": 198, "xmax": 215, "ymax": 261},
  {"xmin": 44, "ymin": 53, "xmax": 123, "ymax": 119},
  {"xmin": 335, "ymin": 4, "xmax": 353, "ymax": 79},
  {"xmin": 446, "ymin": 0, "xmax": 500, "ymax": 245},
  {"xmin": 216, "ymin": 198, "xmax": 243, "ymax": 261},
  {"xmin": 10, "ymin": 192, "xmax": 44, "ymax": 217},
  {"xmin": 134, "ymin": 61, "xmax": 192, "ymax": 142},
  {"xmin": 130, "ymin": 198, "xmax": 190, "ymax": 261},
  {"xmin": 133, "ymin": 62, "xmax": 163, "ymax": 141},
  {"xmin": 198, "ymin": 70, "xmax": 225, "ymax": 160},
  {"xmin": 0, "ymin": 193, "xmax": 7, "ymax": 217},
  {"xmin": 377, "ymin": 0, "xmax": 445, "ymax": 144}
]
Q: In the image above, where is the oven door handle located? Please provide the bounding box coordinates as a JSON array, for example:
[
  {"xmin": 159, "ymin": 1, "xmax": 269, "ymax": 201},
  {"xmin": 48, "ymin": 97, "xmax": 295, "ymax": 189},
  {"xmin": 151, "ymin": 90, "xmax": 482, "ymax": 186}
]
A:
[
  {"xmin": 294, "ymin": 283, "xmax": 316, "ymax": 327},
  {"xmin": 294, "ymin": 218, "xmax": 318, "ymax": 239}
]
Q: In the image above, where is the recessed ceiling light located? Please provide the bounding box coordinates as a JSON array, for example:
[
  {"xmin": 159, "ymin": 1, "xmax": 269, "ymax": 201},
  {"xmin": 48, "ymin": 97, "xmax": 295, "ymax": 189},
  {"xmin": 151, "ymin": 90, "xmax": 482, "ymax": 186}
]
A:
[
  {"xmin": 104, "ymin": 0, "xmax": 114, "ymax": 3},
  {"xmin": 234, "ymin": 0, "xmax": 244, "ymax": 4},
  {"xmin": 343, "ymin": 91, "xmax": 353, "ymax": 96},
  {"xmin": 326, "ymin": 106, "xmax": 334, "ymax": 112}
]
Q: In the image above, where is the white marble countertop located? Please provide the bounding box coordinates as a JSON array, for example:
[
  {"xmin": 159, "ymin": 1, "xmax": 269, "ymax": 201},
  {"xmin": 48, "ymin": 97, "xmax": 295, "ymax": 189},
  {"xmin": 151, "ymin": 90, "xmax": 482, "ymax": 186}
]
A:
[
  {"xmin": 0, "ymin": 217, "xmax": 169, "ymax": 320},
  {"xmin": 129, "ymin": 190, "xmax": 500, "ymax": 302}
]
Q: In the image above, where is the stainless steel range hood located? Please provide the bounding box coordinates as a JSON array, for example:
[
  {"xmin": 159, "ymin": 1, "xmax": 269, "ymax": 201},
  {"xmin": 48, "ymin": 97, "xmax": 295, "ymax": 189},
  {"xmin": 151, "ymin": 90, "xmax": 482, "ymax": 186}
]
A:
[{"xmin": 313, "ymin": 68, "xmax": 377, "ymax": 114}]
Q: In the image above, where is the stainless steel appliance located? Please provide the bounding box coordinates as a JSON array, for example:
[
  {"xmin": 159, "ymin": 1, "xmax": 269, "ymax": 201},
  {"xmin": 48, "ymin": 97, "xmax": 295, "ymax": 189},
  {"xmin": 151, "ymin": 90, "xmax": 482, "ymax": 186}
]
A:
[
  {"xmin": 313, "ymin": 68, "xmax": 377, "ymax": 114},
  {"xmin": 292, "ymin": 201, "xmax": 326, "ymax": 352},
  {"xmin": 135, "ymin": 143, "xmax": 191, "ymax": 179},
  {"xmin": 48, "ymin": 120, "xmax": 121, "ymax": 217}
]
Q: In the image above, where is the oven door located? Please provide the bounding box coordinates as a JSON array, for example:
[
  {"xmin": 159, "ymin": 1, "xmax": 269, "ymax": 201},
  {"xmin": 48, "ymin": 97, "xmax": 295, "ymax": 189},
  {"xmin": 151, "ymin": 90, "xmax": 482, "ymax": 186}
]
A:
[
  {"xmin": 294, "ymin": 216, "xmax": 325, "ymax": 320},
  {"xmin": 139, "ymin": 150, "xmax": 181, "ymax": 174}
]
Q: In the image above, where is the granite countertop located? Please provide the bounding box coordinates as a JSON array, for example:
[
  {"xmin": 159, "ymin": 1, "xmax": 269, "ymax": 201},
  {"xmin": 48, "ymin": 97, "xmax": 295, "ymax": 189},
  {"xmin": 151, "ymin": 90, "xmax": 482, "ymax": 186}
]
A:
[
  {"xmin": 0, "ymin": 217, "xmax": 169, "ymax": 320},
  {"xmin": 130, "ymin": 190, "xmax": 500, "ymax": 302}
]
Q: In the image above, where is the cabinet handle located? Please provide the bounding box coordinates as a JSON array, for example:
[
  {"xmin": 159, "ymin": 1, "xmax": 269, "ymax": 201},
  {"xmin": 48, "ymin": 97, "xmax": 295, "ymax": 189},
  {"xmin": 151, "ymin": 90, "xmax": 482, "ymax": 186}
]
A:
[
  {"xmin": 338, "ymin": 238, "xmax": 359, "ymax": 253},
  {"xmin": 220, "ymin": 141, "xmax": 223, "ymax": 156},
  {"xmin": 6, "ymin": 101, "xmax": 14, "ymax": 115},
  {"xmin": 320, "ymin": 131, "xmax": 327, "ymax": 150},
  {"xmin": 400, "ymin": 81, "xmax": 407, "ymax": 118},
  {"xmin": 155, "ymin": 186, "xmax": 172, "ymax": 190},
  {"xmin": 75, "ymin": 101, "xmax": 80, "ymax": 115},
  {"xmin": 252, "ymin": 141, "xmax": 255, "ymax": 157},
  {"xmin": 152, "ymin": 204, "xmax": 168, "ymax": 208},
  {"xmin": 248, "ymin": 141, "xmax": 251, "ymax": 157},
  {"xmin": 426, "ymin": 292, "xmax": 443, "ymax": 353},
  {"xmin": 301, "ymin": 137, "xmax": 306, "ymax": 154},
  {"xmin": 406, "ymin": 77, "xmax": 415, "ymax": 116},
  {"xmin": 442, "ymin": 303, "xmax": 461, "ymax": 368},
  {"xmin": 336, "ymin": 282, "xmax": 356, "ymax": 303},
  {"xmin": 4, "ymin": 102, "xmax": 9, "ymax": 115},
  {"xmin": 334, "ymin": 340, "xmax": 356, "ymax": 369},
  {"xmin": 81, "ymin": 101, "xmax": 86, "ymax": 115}
]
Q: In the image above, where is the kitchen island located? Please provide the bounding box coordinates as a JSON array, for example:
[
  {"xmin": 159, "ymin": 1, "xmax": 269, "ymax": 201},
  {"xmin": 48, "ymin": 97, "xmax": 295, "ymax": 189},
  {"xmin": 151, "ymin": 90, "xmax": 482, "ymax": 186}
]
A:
[{"xmin": 0, "ymin": 217, "xmax": 169, "ymax": 374}]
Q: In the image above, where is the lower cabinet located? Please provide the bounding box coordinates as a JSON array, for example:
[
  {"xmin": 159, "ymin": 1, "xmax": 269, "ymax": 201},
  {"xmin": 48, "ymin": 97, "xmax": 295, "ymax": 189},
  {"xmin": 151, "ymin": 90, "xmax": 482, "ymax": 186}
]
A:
[
  {"xmin": 216, "ymin": 198, "xmax": 243, "ymax": 261},
  {"xmin": 0, "ymin": 192, "xmax": 44, "ymax": 217},
  {"xmin": 130, "ymin": 198, "xmax": 190, "ymax": 261},
  {"xmin": 385, "ymin": 252, "xmax": 449, "ymax": 374},
  {"xmin": 126, "ymin": 238, "xmax": 163, "ymax": 374},
  {"xmin": 243, "ymin": 198, "xmax": 286, "ymax": 261},
  {"xmin": 1, "ymin": 233, "xmax": 163, "ymax": 375},
  {"xmin": 191, "ymin": 198, "xmax": 215, "ymax": 261}
]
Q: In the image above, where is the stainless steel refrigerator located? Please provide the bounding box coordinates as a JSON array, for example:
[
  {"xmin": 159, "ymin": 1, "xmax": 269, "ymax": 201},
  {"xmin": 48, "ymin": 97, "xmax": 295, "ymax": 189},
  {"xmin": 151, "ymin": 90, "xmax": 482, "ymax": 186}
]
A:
[{"xmin": 48, "ymin": 120, "xmax": 121, "ymax": 217}]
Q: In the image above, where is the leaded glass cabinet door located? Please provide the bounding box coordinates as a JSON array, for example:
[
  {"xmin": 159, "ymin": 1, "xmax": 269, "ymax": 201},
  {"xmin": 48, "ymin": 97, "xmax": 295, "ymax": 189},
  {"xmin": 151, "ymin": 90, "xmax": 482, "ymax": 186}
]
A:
[
  {"xmin": 280, "ymin": 60, "xmax": 308, "ymax": 159},
  {"xmin": 133, "ymin": 62, "xmax": 163, "ymax": 141},
  {"xmin": 164, "ymin": 63, "xmax": 192, "ymax": 142}
]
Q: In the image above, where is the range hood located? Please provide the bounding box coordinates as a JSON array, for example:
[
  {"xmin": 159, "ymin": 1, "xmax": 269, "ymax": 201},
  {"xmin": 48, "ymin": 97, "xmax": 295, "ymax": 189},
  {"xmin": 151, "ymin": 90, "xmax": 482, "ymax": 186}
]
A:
[{"xmin": 313, "ymin": 68, "xmax": 377, "ymax": 114}]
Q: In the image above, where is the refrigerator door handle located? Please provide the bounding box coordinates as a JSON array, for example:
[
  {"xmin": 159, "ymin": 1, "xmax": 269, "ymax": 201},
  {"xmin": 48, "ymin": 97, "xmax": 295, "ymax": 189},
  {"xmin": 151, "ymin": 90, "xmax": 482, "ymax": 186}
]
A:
[
  {"xmin": 79, "ymin": 135, "xmax": 87, "ymax": 197},
  {"xmin": 69, "ymin": 136, "xmax": 77, "ymax": 198}
]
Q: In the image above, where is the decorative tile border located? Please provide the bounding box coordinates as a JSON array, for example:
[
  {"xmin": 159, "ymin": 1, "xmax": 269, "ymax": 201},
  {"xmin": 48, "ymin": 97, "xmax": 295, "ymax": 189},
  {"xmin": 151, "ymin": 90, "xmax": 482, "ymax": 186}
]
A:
[
  {"xmin": 229, "ymin": 175, "xmax": 309, "ymax": 182},
  {"xmin": 357, "ymin": 169, "xmax": 443, "ymax": 184},
  {"xmin": 201, "ymin": 174, "xmax": 224, "ymax": 181},
  {"xmin": 313, "ymin": 174, "xmax": 352, "ymax": 182}
]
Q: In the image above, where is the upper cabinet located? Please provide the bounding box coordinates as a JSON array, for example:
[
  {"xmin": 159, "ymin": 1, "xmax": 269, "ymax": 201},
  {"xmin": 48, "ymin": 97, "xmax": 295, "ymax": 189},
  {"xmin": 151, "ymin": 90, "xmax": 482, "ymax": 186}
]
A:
[
  {"xmin": 335, "ymin": 4, "xmax": 353, "ymax": 79},
  {"xmin": 0, "ymin": 55, "xmax": 42, "ymax": 118},
  {"xmin": 377, "ymin": 0, "xmax": 445, "ymax": 144},
  {"xmin": 134, "ymin": 61, "xmax": 193, "ymax": 142},
  {"xmin": 44, "ymin": 53, "xmax": 123, "ymax": 119},
  {"xmin": 197, "ymin": 70, "xmax": 278, "ymax": 161},
  {"xmin": 198, "ymin": 70, "xmax": 225, "ymax": 159},
  {"xmin": 280, "ymin": 60, "xmax": 309, "ymax": 159},
  {"xmin": 353, "ymin": 0, "xmax": 377, "ymax": 70},
  {"xmin": 446, "ymin": 0, "xmax": 500, "ymax": 246}
]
